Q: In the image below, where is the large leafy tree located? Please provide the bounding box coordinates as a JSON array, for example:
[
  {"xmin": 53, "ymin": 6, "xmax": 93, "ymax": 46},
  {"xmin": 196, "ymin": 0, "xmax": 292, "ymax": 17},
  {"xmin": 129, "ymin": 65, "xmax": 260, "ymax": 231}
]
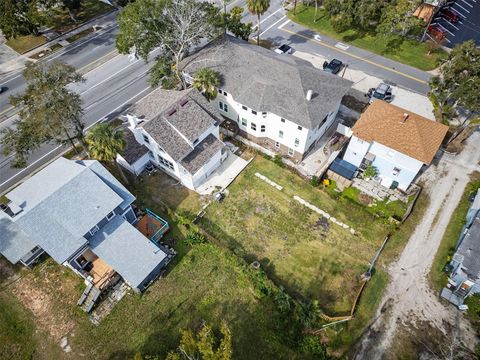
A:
[
  {"xmin": 116, "ymin": 0, "xmax": 222, "ymax": 86},
  {"xmin": 85, "ymin": 123, "xmax": 129, "ymax": 184},
  {"xmin": 165, "ymin": 321, "xmax": 232, "ymax": 360},
  {"xmin": 377, "ymin": 0, "xmax": 423, "ymax": 37},
  {"xmin": 429, "ymin": 40, "xmax": 480, "ymax": 122},
  {"xmin": 192, "ymin": 68, "xmax": 220, "ymax": 101},
  {"xmin": 246, "ymin": 0, "xmax": 270, "ymax": 45},
  {"xmin": 323, "ymin": 0, "xmax": 387, "ymax": 32},
  {"xmin": 0, "ymin": 0, "xmax": 41, "ymax": 39},
  {"xmin": 1, "ymin": 62, "xmax": 85, "ymax": 168}
]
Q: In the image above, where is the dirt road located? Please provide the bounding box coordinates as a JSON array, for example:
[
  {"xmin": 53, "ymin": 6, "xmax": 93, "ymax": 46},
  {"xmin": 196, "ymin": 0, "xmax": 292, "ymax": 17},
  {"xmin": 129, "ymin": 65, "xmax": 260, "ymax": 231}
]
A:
[{"xmin": 354, "ymin": 130, "xmax": 480, "ymax": 359}]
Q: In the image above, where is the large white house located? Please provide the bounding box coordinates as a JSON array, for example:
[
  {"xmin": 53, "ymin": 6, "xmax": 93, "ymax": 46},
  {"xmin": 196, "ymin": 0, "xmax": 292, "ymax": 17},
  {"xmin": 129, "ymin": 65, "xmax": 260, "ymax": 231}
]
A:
[
  {"xmin": 120, "ymin": 87, "xmax": 228, "ymax": 191},
  {"xmin": 342, "ymin": 101, "xmax": 449, "ymax": 191},
  {"xmin": 180, "ymin": 35, "xmax": 353, "ymax": 162}
]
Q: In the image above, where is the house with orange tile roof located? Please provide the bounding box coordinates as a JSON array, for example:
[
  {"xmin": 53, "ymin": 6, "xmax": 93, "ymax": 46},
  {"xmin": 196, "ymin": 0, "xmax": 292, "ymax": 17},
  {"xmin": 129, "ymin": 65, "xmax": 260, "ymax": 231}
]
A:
[{"xmin": 342, "ymin": 101, "xmax": 449, "ymax": 191}]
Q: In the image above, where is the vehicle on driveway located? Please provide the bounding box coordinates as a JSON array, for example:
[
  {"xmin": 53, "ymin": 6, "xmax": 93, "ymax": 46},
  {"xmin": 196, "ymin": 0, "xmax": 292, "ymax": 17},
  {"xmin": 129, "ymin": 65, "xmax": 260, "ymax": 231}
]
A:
[
  {"xmin": 367, "ymin": 83, "xmax": 393, "ymax": 104},
  {"xmin": 440, "ymin": 7, "xmax": 459, "ymax": 23},
  {"xmin": 274, "ymin": 44, "xmax": 293, "ymax": 54},
  {"xmin": 428, "ymin": 24, "xmax": 446, "ymax": 40},
  {"xmin": 322, "ymin": 59, "xmax": 343, "ymax": 74}
]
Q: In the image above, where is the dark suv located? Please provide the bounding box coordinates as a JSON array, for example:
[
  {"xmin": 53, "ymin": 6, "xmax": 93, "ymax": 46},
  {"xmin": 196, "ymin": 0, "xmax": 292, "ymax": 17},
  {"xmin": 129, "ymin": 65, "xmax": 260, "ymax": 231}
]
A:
[{"xmin": 322, "ymin": 59, "xmax": 343, "ymax": 74}]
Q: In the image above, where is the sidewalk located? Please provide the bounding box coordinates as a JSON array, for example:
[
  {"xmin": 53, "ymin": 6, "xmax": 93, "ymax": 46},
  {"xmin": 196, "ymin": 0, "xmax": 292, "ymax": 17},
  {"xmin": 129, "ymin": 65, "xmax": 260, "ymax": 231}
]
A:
[{"xmin": 0, "ymin": 9, "xmax": 118, "ymax": 80}]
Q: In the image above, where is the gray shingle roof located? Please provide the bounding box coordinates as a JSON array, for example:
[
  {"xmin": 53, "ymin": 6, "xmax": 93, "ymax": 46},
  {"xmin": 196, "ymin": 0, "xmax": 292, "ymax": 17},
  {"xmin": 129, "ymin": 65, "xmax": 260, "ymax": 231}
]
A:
[
  {"xmin": 139, "ymin": 88, "xmax": 220, "ymax": 158},
  {"xmin": 0, "ymin": 158, "xmax": 136, "ymax": 264},
  {"xmin": 180, "ymin": 35, "xmax": 353, "ymax": 129},
  {"xmin": 0, "ymin": 213, "xmax": 37, "ymax": 263},
  {"xmin": 180, "ymin": 134, "xmax": 224, "ymax": 174},
  {"xmin": 456, "ymin": 217, "xmax": 480, "ymax": 280},
  {"xmin": 89, "ymin": 216, "xmax": 167, "ymax": 290},
  {"xmin": 120, "ymin": 130, "xmax": 150, "ymax": 164}
]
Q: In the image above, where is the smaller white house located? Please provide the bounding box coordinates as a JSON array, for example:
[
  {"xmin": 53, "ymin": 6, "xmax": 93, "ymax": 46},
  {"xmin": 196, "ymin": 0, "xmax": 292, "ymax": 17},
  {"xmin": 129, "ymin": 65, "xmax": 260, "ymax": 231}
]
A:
[
  {"xmin": 342, "ymin": 101, "xmax": 448, "ymax": 191},
  {"xmin": 121, "ymin": 87, "xmax": 229, "ymax": 191}
]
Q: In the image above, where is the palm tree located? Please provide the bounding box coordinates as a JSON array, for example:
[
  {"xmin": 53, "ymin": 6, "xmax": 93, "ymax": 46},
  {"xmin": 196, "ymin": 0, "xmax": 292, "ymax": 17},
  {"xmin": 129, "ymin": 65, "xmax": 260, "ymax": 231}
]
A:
[
  {"xmin": 246, "ymin": 0, "xmax": 270, "ymax": 45},
  {"xmin": 192, "ymin": 68, "xmax": 220, "ymax": 101},
  {"xmin": 85, "ymin": 123, "xmax": 129, "ymax": 184}
]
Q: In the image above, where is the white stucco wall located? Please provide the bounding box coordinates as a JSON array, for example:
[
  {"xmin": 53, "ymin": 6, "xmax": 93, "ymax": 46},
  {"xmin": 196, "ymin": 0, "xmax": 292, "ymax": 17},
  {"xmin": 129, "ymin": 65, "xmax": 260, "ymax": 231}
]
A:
[
  {"xmin": 214, "ymin": 91, "xmax": 339, "ymax": 155},
  {"xmin": 343, "ymin": 135, "xmax": 424, "ymax": 191},
  {"xmin": 116, "ymin": 153, "xmax": 151, "ymax": 175}
]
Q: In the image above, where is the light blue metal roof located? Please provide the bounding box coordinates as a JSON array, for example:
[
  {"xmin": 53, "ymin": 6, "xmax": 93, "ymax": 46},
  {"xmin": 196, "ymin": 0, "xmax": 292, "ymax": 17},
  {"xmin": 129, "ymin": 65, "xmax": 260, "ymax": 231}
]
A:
[
  {"xmin": 89, "ymin": 216, "xmax": 167, "ymax": 290},
  {"xmin": 0, "ymin": 213, "xmax": 37, "ymax": 263}
]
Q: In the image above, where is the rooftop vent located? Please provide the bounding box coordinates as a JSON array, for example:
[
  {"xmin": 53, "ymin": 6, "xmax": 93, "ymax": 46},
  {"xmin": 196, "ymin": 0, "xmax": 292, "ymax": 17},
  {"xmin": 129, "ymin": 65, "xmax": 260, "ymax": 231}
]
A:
[
  {"xmin": 402, "ymin": 113, "xmax": 409, "ymax": 122},
  {"xmin": 180, "ymin": 99, "xmax": 189, "ymax": 107},
  {"xmin": 306, "ymin": 89, "xmax": 313, "ymax": 101},
  {"xmin": 167, "ymin": 108, "xmax": 177, "ymax": 116}
]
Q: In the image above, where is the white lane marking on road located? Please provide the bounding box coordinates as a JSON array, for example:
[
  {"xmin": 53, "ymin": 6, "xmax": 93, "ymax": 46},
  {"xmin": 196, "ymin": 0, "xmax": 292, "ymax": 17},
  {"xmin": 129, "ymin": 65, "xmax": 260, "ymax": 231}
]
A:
[
  {"xmin": 461, "ymin": 0, "xmax": 474, "ymax": 7},
  {"xmin": 335, "ymin": 42, "xmax": 350, "ymax": 50},
  {"xmin": 0, "ymin": 74, "xmax": 22, "ymax": 87},
  {"xmin": 253, "ymin": 8, "xmax": 284, "ymax": 30},
  {"xmin": 260, "ymin": 16, "xmax": 286, "ymax": 36},
  {"xmin": 453, "ymin": 2, "xmax": 471, "ymax": 13},
  {"xmin": 0, "ymin": 86, "xmax": 151, "ymax": 188},
  {"xmin": 278, "ymin": 19, "xmax": 290, "ymax": 30}
]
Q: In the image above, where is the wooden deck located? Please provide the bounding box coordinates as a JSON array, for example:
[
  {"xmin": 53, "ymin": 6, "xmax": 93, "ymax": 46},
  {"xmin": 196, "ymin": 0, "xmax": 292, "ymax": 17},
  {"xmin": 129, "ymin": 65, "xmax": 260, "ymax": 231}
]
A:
[
  {"xmin": 136, "ymin": 215, "xmax": 163, "ymax": 239},
  {"xmin": 89, "ymin": 257, "xmax": 116, "ymax": 289}
]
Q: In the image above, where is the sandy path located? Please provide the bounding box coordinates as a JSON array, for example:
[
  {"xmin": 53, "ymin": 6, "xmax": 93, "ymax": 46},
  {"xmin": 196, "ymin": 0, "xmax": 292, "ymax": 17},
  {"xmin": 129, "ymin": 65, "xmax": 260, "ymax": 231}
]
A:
[{"xmin": 354, "ymin": 131, "xmax": 480, "ymax": 359}]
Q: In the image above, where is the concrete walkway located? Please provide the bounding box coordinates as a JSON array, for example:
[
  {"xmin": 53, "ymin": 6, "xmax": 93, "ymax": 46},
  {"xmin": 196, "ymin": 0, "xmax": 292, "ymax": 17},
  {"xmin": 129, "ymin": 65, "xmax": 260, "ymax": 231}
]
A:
[{"xmin": 196, "ymin": 152, "xmax": 249, "ymax": 195}]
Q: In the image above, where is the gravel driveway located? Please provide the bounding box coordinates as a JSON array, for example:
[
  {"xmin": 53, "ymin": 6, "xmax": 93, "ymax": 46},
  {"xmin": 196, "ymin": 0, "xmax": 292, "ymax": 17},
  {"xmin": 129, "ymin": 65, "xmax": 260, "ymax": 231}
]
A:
[{"xmin": 354, "ymin": 130, "xmax": 480, "ymax": 359}]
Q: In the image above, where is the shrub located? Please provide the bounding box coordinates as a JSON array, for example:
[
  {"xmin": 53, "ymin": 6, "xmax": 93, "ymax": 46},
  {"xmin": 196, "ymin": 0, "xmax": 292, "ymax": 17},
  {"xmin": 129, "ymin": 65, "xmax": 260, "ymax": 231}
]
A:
[
  {"xmin": 363, "ymin": 165, "xmax": 378, "ymax": 179},
  {"xmin": 299, "ymin": 335, "xmax": 329, "ymax": 359},
  {"xmin": 273, "ymin": 154, "xmax": 285, "ymax": 167},
  {"xmin": 184, "ymin": 231, "xmax": 207, "ymax": 246},
  {"xmin": 310, "ymin": 176, "xmax": 319, "ymax": 187}
]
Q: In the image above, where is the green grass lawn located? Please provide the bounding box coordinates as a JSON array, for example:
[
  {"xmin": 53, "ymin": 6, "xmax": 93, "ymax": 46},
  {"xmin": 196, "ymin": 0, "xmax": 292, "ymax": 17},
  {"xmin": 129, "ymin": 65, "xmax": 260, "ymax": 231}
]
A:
[
  {"xmin": 430, "ymin": 172, "xmax": 480, "ymax": 290},
  {"xmin": 6, "ymin": 35, "xmax": 47, "ymax": 54},
  {"xmin": 0, "ymin": 244, "xmax": 301, "ymax": 359},
  {"xmin": 288, "ymin": 6, "xmax": 446, "ymax": 71},
  {"xmin": 199, "ymin": 156, "xmax": 392, "ymax": 314}
]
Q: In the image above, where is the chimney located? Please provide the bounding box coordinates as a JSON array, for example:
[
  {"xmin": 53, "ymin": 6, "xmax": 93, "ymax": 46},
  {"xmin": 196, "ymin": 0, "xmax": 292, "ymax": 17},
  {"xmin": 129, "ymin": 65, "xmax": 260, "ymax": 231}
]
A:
[
  {"xmin": 402, "ymin": 113, "xmax": 409, "ymax": 123},
  {"xmin": 126, "ymin": 114, "xmax": 138, "ymax": 128},
  {"xmin": 306, "ymin": 89, "xmax": 313, "ymax": 101}
]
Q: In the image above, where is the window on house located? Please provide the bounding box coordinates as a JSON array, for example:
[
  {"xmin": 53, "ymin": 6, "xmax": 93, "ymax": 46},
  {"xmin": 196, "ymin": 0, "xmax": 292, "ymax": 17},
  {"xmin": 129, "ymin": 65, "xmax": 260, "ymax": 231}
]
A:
[
  {"xmin": 223, "ymin": 90, "xmax": 228, "ymax": 96},
  {"xmin": 298, "ymin": 126, "xmax": 302, "ymax": 131},
  {"xmin": 158, "ymin": 156, "xmax": 174, "ymax": 171},
  {"xmin": 288, "ymin": 148, "xmax": 294, "ymax": 156},
  {"xmin": 275, "ymin": 142, "xmax": 280, "ymax": 148},
  {"xmin": 157, "ymin": 145, "xmax": 164, "ymax": 153},
  {"xmin": 251, "ymin": 123, "xmax": 257, "ymax": 131},
  {"xmin": 251, "ymin": 110, "xmax": 257, "ymax": 115},
  {"xmin": 262, "ymin": 112, "xmax": 267, "ymax": 118},
  {"xmin": 223, "ymin": 103, "xmax": 228, "ymax": 112},
  {"xmin": 393, "ymin": 167, "xmax": 401, "ymax": 176},
  {"xmin": 143, "ymin": 134, "xmax": 150, "ymax": 143},
  {"xmin": 279, "ymin": 130, "xmax": 284, "ymax": 138},
  {"xmin": 242, "ymin": 105, "xmax": 248, "ymax": 110},
  {"xmin": 281, "ymin": 118, "xmax": 285, "ymax": 123},
  {"xmin": 261, "ymin": 125, "xmax": 266, "ymax": 132},
  {"xmin": 241, "ymin": 118, "xmax": 247, "ymax": 126},
  {"xmin": 294, "ymin": 138, "xmax": 300, "ymax": 147},
  {"xmin": 106, "ymin": 211, "xmax": 115, "ymax": 221},
  {"xmin": 148, "ymin": 151, "xmax": 154, "ymax": 159},
  {"xmin": 89, "ymin": 225, "xmax": 99, "ymax": 236},
  {"xmin": 219, "ymin": 101, "xmax": 224, "ymax": 111}
]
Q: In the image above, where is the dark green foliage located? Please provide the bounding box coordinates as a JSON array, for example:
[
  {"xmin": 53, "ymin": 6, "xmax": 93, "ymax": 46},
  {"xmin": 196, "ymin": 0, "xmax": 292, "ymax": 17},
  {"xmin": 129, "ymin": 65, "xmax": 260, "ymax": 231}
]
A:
[
  {"xmin": 0, "ymin": 0, "xmax": 41, "ymax": 39},
  {"xmin": 273, "ymin": 154, "xmax": 284, "ymax": 167},
  {"xmin": 148, "ymin": 54, "xmax": 176, "ymax": 88},
  {"xmin": 323, "ymin": 0, "xmax": 387, "ymax": 31},
  {"xmin": 310, "ymin": 176, "xmax": 320, "ymax": 187},
  {"xmin": 299, "ymin": 336, "xmax": 330, "ymax": 359},
  {"xmin": 185, "ymin": 231, "xmax": 207, "ymax": 246},
  {"xmin": 225, "ymin": 7, "xmax": 253, "ymax": 40}
]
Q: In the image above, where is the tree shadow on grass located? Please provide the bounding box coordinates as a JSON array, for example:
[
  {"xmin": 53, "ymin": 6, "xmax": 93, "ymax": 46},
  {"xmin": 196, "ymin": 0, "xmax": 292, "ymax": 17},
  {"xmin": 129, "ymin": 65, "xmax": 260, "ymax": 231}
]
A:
[{"xmin": 381, "ymin": 36, "xmax": 405, "ymax": 56}]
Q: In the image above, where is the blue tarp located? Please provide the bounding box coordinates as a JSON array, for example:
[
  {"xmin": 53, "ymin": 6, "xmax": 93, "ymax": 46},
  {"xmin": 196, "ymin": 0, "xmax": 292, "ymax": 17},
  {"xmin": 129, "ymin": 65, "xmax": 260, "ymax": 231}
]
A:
[{"xmin": 329, "ymin": 158, "xmax": 357, "ymax": 180}]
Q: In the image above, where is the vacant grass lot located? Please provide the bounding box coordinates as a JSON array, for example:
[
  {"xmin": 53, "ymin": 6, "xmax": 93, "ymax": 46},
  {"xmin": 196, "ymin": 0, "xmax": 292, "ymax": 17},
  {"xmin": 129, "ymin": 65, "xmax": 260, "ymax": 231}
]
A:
[
  {"xmin": 430, "ymin": 172, "xmax": 480, "ymax": 290},
  {"xmin": 200, "ymin": 156, "xmax": 392, "ymax": 314},
  {"xmin": 288, "ymin": 6, "xmax": 446, "ymax": 71},
  {"xmin": 0, "ymin": 244, "xmax": 299, "ymax": 359},
  {"xmin": 6, "ymin": 0, "xmax": 112, "ymax": 54}
]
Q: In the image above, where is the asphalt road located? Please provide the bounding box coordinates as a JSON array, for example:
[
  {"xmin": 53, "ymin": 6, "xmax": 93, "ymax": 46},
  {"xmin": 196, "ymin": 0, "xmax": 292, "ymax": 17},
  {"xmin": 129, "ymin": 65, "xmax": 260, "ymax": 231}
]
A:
[{"xmin": 0, "ymin": 1, "xmax": 434, "ymax": 194}]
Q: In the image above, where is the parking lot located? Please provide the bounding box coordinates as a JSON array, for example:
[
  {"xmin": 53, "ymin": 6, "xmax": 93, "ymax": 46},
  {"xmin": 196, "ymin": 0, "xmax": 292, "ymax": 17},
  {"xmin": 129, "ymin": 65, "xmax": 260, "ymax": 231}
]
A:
[{"xmin": 429, "ymin": 0, "xmax": 480, "ymax": 48}]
